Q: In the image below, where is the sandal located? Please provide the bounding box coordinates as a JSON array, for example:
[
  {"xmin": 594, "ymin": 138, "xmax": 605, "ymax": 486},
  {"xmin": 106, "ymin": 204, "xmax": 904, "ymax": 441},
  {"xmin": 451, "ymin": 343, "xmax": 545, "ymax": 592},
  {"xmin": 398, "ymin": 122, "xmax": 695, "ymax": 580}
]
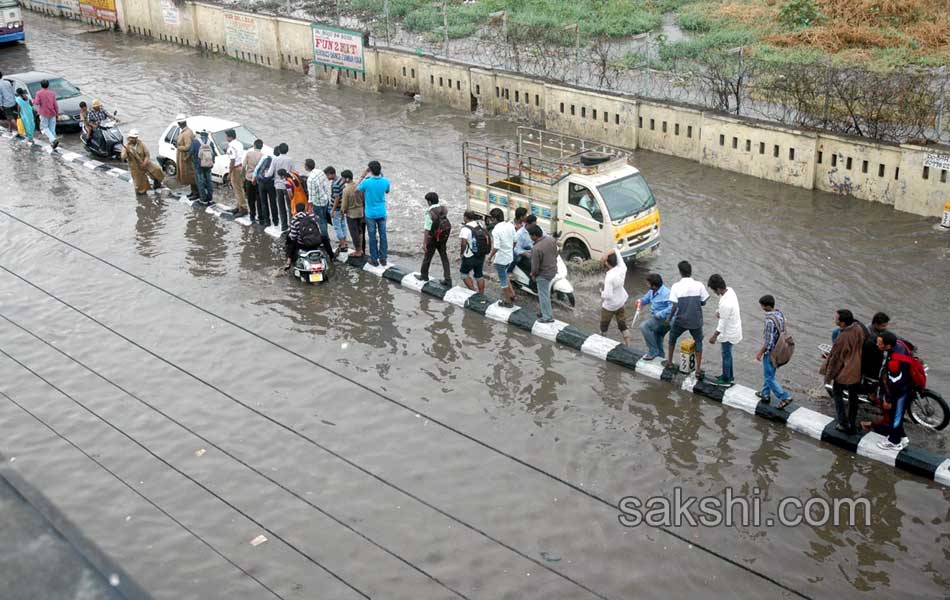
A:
[{"xmin": 777, "ymin": 397, "xmax": 794, "ymax": 410}]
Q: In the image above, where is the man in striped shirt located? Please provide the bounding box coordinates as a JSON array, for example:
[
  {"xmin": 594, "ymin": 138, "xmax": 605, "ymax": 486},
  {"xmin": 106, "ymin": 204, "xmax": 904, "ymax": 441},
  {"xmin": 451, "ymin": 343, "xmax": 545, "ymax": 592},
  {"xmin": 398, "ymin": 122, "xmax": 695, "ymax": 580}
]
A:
[
  {"xmin": 307, "ymin": 165, "xmax": 335, "ymax": 239},
  {"xmin": 330, "ymin": 173, "xmax": 348, "ymax": 251},
  {"xmin": 755, "ymin": 295, "xmax": 793, "ymax": 408}
]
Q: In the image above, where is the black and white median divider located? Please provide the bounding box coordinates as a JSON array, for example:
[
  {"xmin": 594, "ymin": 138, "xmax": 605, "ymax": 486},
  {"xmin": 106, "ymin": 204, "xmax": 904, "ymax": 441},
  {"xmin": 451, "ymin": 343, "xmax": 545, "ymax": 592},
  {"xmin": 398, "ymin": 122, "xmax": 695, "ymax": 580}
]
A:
[
  {"xmin": 8, "ymin": 131, "xmax": 950, "ymax": 488},
  {"xmin": 331, "ymin": 251, "xmax": 950, "ymax": 489}
]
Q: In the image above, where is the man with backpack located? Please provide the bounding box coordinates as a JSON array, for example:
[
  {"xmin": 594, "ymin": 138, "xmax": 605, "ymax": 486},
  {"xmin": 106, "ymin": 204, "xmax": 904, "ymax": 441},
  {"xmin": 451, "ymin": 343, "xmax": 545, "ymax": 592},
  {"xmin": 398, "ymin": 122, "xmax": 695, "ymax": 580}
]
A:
[
  {"xmin": 755, "ymin": 295, "xmax": 794, "ymax": 409},
  {"xmin": 487, "ymin": 208, "xmax": 516, "ymax": 307},
  {"xmin": 415, "ymin": 192, "xmax": 452, "ymax": 286},
  {"xmin": 459, "ymin": 210, "xmax": 491, "ymax": 293},
  {"xmin": 874, "ymin": 331, "xmax": 920, "ymax": 450},
  {"xmin": 286, "ymin": 202, "xmax": 334, "ymax": 269},
  {"xmin": 825, "ymin": 309, "xmax": 864, "ymax": 434},
  {"xmin": 189, "ymin": 128, "xmax": 215, "ymax": 204}
]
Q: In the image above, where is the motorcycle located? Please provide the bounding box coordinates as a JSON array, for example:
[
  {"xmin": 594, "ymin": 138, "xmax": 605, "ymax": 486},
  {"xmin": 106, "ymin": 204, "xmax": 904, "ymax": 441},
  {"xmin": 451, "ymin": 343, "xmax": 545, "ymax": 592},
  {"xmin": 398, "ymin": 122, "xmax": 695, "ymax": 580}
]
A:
[
  {"xmin": 818, "ymin": 344, "xmax": 949, "ymax": 431},
  {"xmin": 509, "ymin": 254, "xmax": 576, "ymax": 308},
  {"xmin": 80, "ymin": 117, "xmax": 124, "ymax": 160},
  {"xmin": 292, "ymin": 248, "xmax": 332, "ymax": 284}
]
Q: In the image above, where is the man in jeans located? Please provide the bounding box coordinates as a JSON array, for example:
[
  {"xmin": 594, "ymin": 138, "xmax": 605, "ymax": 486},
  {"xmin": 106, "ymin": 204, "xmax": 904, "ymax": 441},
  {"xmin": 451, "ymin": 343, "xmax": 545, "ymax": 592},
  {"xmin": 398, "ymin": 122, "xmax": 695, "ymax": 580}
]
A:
[
  {"xmin": 189, "ymin": 129, "xmax": 215, "ymax": 205},
  {"xmin": 416, "ymin": 192, "xmax": 451, "ymax": 286},
  {"xmin": 33, "ymin": 79, "xmax": 60, "ymax": 149},
  {"xmin": 825, "ymin": 309, "xmax": 864, "ymax": 434},
  {"xmin": 707, "ymin": 274, "xmax": 742, "ymax": 386},
  {"xmin": 488, "ymin": 208, "xmax": 515, "ymax": 307},
  {"xmin": 529, "ymin": 225, "xmax": 557, "ymax": 323},
  {"xmin": 638, "ymin": 273, "xmax": 671, "ymax": 360},
  {"xmin": 755, "ymin": 295, "xmax": 793, "ymax": 408},
  {"xmin": 357, "ymin": 160, "xmax": 390, "ymax": 267},
  {"xmin": 307, "ymin": 165, "xmax": 335, "ymax": 238},
  {"xmin": 665, "ymin": 261, "xmax": 709, "ymax": 378},
  {"xmin": 252, "ymin": 148, "xmax": 275, "ymax": 226}
]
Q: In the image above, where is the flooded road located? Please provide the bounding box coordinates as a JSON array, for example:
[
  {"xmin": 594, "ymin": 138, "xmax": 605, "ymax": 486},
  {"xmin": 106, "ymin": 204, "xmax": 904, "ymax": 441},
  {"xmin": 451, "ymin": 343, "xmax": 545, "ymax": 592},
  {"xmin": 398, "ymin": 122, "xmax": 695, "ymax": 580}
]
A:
[{"xmin": 1, "ymin": 13, "xmax": 949, "ymax": 600}]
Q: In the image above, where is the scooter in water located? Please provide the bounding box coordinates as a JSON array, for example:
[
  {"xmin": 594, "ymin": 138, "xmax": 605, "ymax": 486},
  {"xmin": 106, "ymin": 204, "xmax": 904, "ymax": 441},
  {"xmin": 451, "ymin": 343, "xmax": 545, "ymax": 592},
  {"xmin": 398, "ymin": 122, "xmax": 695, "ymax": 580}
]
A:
[
  {"xmin": 509, "ymin": 254, "xmax": 576, "ymax": 308},
  {"xmin": 80, "ymin": 118, "xmax": 124, "ymax": 160},
  {"xmin": 818, "ymin": 344, "xmax": 949, "ymax": 431},
  {"xmin": 292, "ymin": 248, "xmax": 332, "ymax": 284}
]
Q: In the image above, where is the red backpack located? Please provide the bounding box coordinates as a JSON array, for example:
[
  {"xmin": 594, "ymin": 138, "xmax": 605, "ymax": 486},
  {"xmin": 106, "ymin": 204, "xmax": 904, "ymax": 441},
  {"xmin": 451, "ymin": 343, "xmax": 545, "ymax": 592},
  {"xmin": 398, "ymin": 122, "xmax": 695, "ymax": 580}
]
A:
[{"xmin": 889, "ymin": 346, "xmax": 927, "ymax": 390}]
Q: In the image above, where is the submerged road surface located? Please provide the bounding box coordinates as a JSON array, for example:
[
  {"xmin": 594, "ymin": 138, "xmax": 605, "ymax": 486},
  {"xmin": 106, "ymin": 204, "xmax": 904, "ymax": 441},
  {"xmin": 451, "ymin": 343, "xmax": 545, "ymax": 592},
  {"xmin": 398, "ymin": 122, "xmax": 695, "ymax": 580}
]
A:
[{"xmin": 0, "ymin": 12, "xmax": 948, "ymax": 600}]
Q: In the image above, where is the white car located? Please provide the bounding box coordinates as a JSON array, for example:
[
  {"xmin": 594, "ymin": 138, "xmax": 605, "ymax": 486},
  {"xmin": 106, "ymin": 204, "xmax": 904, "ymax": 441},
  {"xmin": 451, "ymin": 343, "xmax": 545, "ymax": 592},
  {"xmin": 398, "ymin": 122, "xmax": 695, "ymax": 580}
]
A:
[{"xmin": 157, "ymin": 116, "xmax": 270, "ymax": 185}]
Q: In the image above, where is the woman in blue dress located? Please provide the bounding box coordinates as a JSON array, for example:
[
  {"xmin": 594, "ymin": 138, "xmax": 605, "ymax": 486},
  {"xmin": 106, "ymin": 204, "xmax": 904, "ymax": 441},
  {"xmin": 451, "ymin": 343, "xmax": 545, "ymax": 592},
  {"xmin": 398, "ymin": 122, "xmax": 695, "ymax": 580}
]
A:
[{"xmin": 14, "ymin": 88, "xmax": 35, "ymax": 140}]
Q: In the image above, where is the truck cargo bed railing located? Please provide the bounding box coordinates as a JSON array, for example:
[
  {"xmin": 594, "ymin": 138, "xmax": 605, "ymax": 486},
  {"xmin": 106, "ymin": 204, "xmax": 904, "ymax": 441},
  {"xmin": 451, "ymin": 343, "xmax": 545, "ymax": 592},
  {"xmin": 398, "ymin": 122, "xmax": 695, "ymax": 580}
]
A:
[
  {"xmin": 517, "ymin": 127, "xmax": 635, "ymax": 162},
  {"xmin": 462, "ymin": 142, "xmax": 561, "ymax": 203}
]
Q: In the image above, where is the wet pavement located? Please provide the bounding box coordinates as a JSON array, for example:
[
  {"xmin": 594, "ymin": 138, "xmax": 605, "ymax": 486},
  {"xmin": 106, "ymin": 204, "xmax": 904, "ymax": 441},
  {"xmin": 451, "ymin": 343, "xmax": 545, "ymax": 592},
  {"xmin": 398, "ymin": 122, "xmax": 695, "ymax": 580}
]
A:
[{"xmin": 0, "ymin": 12, "xmax": 949, "ymax": 600}]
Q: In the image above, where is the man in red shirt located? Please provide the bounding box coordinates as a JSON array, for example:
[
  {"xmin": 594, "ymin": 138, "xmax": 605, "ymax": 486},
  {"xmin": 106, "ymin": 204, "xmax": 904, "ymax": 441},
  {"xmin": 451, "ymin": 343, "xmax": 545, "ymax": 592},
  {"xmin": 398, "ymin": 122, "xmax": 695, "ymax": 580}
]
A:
[{"xmin": 33, "ymin": 79, "xmax": 60, "ymax": 149}]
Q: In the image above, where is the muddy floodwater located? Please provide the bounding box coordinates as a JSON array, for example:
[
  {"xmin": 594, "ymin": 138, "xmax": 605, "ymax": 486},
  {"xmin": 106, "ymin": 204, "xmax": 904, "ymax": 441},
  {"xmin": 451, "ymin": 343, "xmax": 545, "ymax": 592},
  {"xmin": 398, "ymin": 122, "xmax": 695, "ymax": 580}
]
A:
[{"xmin": 0, "ymin": 13, "xmax": 949, "ymax": 600}]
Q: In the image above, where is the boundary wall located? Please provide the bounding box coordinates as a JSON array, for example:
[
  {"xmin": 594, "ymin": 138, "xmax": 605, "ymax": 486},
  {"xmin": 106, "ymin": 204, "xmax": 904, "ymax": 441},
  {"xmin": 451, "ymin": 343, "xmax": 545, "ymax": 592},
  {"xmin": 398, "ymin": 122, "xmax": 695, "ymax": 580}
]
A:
[{"xmin": 20, "ymin": 0, "xmax": 950, "ymax": 218}]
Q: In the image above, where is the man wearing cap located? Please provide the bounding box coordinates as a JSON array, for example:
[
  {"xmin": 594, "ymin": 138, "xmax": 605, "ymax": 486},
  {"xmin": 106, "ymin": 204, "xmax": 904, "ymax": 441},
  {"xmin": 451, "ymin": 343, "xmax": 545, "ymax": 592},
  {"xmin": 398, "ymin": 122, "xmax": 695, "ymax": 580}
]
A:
[
  {"xmin": 121, "ymin": 130, "xmax": 164, "ymax": 194},
  {"xmin": 174, "ymin": 114, "xmax": 198, "ymax": 200},
  {"xmin": 86, "ymin": 99, "xmax": 109, "ymax": 148}
]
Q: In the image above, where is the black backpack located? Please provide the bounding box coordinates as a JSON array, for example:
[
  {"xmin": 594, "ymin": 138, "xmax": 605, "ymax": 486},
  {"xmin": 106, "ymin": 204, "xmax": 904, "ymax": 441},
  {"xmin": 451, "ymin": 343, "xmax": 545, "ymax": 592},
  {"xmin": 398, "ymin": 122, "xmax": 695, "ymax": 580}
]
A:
[
  {"xmin": 466, "ymin": 223, "xmax": 490, "ymax": 257},
  {"xmin": 257, "ymin": 155, "xmax": 274, "ymax": 183},
  {"xmin": 298, "ymin": 214, "xmax": 323, "ymax": 248},
  {"xmin": 429, "ymin": 206, "xmax": 451, "ymax": 242}
]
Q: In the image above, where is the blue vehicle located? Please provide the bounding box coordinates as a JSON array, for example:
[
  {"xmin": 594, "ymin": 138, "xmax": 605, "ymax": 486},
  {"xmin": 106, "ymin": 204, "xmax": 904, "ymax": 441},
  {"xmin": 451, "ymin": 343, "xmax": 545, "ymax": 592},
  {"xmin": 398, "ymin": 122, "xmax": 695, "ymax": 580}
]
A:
[{"xmin": 0, "ymin": 0, "xmax": 24, "ymax": 44}]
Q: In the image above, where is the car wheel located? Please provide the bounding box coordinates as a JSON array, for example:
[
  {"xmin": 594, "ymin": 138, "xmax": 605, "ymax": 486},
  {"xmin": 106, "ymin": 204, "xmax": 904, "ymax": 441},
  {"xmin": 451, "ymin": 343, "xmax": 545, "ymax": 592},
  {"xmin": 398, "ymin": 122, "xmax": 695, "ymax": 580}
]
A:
[
  {"xmin": 562, "ymin": 240, "xmax": 589, "ymax": 264},
  {"xmin": 162, "ymin": 159, "xmax": 177, "ymax": 177}
]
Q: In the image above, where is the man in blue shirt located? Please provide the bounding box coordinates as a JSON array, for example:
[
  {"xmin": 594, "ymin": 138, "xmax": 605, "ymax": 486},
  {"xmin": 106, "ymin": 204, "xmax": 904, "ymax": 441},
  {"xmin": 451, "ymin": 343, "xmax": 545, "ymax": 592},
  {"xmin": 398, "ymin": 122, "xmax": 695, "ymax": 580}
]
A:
[
  {"xmin": 357, "ymin": 160, "xmax": 391, "ymax": 266},
  {"xmin": 638, "ymin": 273, "xmax": 672, "ymax": 360}
]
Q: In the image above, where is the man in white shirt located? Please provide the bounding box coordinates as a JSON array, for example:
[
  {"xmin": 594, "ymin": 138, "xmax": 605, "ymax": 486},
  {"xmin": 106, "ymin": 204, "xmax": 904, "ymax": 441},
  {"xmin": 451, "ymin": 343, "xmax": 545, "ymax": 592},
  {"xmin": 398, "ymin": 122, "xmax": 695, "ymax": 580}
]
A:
[
  {"xmin": 225, "ymin": 129, "xmax": 248, "ymax": 217},
  {"xmin": 707, "ymin": 274, "xmax": 742, "ymax": 386},
  {"xmin": 600, "ymin": 249, "xmax": 630, "ymax": 345},
  {"xmin": 487, "ymin": 208, "xmax": 516, "ymax": 307}
]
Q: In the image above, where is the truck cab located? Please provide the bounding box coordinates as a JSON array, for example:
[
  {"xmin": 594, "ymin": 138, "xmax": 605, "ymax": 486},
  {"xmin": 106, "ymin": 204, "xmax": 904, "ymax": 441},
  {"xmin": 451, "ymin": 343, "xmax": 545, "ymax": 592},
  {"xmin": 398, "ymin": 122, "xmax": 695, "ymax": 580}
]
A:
[{"xmin": 464, "ymin": 127, "xmax": 660, "ymax": 263}]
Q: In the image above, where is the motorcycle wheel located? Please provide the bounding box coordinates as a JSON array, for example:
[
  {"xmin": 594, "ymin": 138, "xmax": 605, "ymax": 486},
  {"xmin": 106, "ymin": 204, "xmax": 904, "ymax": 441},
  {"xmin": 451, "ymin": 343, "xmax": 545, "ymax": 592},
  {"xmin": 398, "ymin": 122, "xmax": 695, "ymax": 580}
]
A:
[{"xmin": 908, "ymin": 389, "xmax": 950, "ymax": 431}]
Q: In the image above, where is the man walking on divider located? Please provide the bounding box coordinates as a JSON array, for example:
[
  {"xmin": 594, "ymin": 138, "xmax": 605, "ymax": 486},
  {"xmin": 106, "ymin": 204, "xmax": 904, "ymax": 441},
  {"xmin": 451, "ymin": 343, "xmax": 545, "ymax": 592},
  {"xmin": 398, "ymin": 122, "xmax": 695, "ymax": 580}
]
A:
[
  {"xmin": 825, "ymin": 309, "xmax": 865, "ymax": 434},
  {"xmin": 33, "ymin": 79, "xmax": 60, "ymax": 149},
  {"xmin": 707, "ymin": 274, "xmax": 741, "ymax": 386},
  {"xmin": 488, "ymin": 207, "xmax": 515, "ymax": 307},
  {"xmin": 638, "ymin": 273, "xmax": 671, "ymax": 361},
  {"xmin": 755, "ymin": 294, "xmax": 794, "ymax": 409},
  {"xmin": 416, "ymin": 192, "xmax": 452, "ymax": 286},
  {"xmin": 665, "ymin": 260, "xmax": 709, "ymax": 379},
  {"xmin": 529, "ymin": 225, "xmax": 557, "ymax": 324}
]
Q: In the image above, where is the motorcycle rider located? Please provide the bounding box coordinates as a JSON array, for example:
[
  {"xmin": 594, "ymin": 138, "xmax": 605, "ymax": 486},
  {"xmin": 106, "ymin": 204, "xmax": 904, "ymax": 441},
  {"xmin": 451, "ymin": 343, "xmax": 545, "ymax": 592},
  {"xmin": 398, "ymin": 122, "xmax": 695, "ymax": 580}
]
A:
[
  {"xmin": 85, "ymin": 99, "xmax": 110, "ymax": 148},
  {"xmin": 286, "ymin": 201, "xmax": 334, "ymax": 270}
]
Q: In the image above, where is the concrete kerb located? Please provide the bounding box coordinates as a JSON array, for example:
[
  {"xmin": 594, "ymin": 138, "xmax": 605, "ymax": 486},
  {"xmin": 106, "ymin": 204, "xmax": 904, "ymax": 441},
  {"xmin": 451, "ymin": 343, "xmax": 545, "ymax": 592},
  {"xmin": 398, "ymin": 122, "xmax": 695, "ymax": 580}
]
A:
[{"xmin": 7, "ymin": 132, "xmax": 950, "ymax": 489}]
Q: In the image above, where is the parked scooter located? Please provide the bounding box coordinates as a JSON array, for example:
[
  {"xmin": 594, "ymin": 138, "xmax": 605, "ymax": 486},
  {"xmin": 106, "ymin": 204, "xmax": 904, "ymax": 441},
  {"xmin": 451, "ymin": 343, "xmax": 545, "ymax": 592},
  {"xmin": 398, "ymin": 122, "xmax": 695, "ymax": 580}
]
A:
[
  {"xmin": 509, "ymin": 254, "xmax": 575, "ymax": 308},
  {"xmin": 818, "ymin": 344, "xmax": 949, "ymax": 431},
  {"xmin": 81, "ymin": 114, "xmax": 124, "ymax": 160},
  {"xmin": 292, "ymin": 248, "xmax": 332, "ymax": 284}
]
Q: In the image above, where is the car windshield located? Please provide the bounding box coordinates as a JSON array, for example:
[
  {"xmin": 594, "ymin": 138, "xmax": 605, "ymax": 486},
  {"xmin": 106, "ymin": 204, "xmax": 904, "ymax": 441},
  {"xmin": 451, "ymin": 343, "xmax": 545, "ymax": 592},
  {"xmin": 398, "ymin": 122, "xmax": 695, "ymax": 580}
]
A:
[
  {"xmin": 597, "ymin": 173, "xmax": 656, "ymax": 221},
  {"xmin": 212, "ymin": 125, "xmax": 257, "ymax": 151},
  {"xmin": 26, "ymin": 78, "xmax": 82, "ymax": 100}
]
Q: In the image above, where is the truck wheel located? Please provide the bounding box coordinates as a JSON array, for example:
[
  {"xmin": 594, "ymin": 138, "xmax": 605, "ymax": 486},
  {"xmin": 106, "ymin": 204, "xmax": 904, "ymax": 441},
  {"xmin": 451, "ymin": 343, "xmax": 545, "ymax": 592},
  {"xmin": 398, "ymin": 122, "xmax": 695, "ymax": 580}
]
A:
[
  {"xmin": 562, "ymin": 240, "xmax": 589, "ymax": 264},
  {"xmin": 162, "ymin": 159, "xmax": 177, "ymax": 177}
]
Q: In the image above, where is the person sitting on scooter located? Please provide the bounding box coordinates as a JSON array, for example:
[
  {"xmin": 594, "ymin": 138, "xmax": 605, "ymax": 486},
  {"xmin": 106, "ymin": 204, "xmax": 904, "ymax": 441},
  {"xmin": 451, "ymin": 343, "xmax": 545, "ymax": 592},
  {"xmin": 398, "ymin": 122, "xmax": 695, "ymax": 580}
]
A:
[
  {"xmin": 86, "ymin": 99, "xmax": 109, "ymax": 146},
  {"xmin": 286, "ymin": 202, "xmax": 334, "ymax": 269}
]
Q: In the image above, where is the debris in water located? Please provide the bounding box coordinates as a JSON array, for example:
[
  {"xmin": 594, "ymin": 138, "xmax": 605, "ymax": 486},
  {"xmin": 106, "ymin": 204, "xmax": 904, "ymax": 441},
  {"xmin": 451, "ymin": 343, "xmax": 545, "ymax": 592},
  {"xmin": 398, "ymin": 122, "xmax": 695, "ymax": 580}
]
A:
[
  {"xmin": 540, "ymin": 551, "xmax": 561, "ymax": 562},
  {"xmin": 108, "ymin": 574, "xmax": 120, "ymax": 587},
  {"xmin": 250, "ymin": 534, "xmax": 268, "ymax": 547},
  {"xmin": 321, "ymin": 420, "xmax": 336, "ymax": 426},
  {"xmin": 195, "ymin": 448, "xmax": 206, "ymax": 457},
  {"xmin": 341, "ymin": 342, "xmax": 349, "ymax": 349}
]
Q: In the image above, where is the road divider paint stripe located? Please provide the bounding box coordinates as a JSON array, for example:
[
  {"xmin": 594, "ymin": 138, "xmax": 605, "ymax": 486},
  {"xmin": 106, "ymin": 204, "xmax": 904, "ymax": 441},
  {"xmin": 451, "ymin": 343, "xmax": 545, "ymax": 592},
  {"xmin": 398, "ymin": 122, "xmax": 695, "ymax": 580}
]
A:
[
  {"xmin": 10, "ymin": 138, "xmax": 950, "ymax": 488},
  {"xmin": 856, "ymin": 432, "xmax": 901, "ymax": 467},
  {"xmin": 785, "ymin": 407, "xmax": 834, "ymax": 440}
]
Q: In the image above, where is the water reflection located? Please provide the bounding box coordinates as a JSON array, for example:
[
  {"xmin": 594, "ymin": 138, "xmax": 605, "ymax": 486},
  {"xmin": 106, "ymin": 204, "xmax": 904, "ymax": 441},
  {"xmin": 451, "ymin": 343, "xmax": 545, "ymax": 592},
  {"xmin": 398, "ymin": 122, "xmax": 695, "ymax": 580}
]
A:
[{"xmin": 134, "ymin": 194, "xmax": 166, "ymax": 259}]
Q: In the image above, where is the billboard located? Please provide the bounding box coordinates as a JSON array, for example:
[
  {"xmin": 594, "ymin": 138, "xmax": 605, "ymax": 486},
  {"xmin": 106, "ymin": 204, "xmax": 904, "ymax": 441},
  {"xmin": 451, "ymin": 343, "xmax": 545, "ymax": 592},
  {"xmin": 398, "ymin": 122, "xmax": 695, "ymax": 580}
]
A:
[
  {"xmin": 311, "ymin": 24, "xmax": 365, "ymax": 73},
  {"xmin": 79, "ymin": 0, "xmax": 116, "ymax": 22},
  {"xmin": 224, "ymin": 12, "xmax": 260, "ymax": 55}
]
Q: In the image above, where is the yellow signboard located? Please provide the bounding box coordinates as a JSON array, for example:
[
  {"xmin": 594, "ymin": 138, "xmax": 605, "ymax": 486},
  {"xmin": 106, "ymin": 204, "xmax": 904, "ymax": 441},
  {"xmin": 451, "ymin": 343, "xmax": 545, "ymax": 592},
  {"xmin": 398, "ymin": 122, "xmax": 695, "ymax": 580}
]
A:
[{"xmin": 79, "ymin": 0, "xmax": 116, "ymax": 23}]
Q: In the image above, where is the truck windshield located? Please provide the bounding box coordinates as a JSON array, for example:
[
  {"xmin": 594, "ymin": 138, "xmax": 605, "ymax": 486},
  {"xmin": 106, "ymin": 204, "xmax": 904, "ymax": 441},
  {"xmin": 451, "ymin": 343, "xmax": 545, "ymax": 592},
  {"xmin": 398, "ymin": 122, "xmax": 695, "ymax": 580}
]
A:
[{"xmin": 598, "ymin": 173, "xmax": 656, "ymax": 221}]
